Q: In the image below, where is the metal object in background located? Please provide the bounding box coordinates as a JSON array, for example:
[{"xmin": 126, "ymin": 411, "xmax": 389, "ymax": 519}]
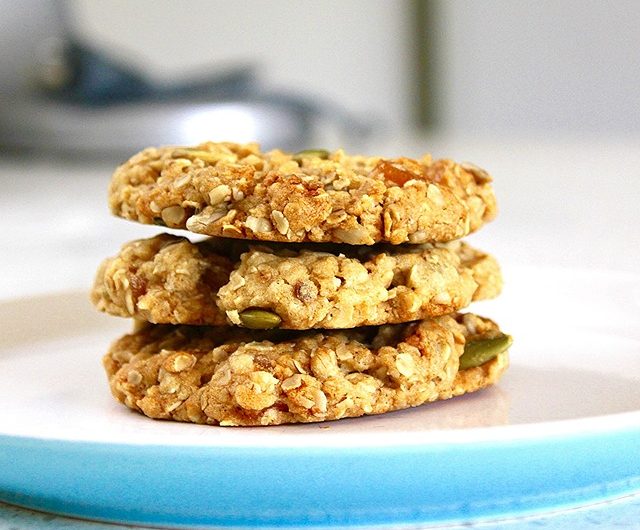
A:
[{"xmin": 0, "ymin": 1, "xmax": 372, "ymax": 156}]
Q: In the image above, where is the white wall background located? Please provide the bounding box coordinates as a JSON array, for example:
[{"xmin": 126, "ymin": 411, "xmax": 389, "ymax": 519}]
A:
[
  {"xmin": 437, "ymin": 0, "xmax": 640, "ymax": 135},
  {"xmin": 49, "ymin": 0, "xmax": 640, "ymax": 136},
  {"xmin": 68, "ymin": 0, "xmax": 412, "ymax": 131}
]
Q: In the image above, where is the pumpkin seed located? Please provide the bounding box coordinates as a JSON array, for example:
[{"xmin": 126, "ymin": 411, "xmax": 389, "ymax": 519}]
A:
[
  {"xmin": 238, "ymin": 308, "xmax": 282, "ymax": 329},
  {"xmin": 459, "ymin": 333, "xmax": 512, "ymax": 370},
  {"xmin": 293, "ymin": 149, "xmax": 329, "ymax": 162}
]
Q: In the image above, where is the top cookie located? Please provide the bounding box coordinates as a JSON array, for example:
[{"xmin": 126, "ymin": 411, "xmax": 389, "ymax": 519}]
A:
[{"xmin": 109, "ymin": 142, "xmax": 497, "ymax": 245}]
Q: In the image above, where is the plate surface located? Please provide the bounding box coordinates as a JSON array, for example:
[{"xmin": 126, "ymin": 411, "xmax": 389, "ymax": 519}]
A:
[{"xmin": 1, "ymin": 266, "xmax": 640, "ymax": 528}]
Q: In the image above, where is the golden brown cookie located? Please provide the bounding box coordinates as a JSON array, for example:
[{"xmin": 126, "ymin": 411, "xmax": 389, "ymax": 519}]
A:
[
  {"xmin": 108, "ymin": 142, "xmax": 497, "ymax": 245},
  {"xmin": 104, "ymin": 313, "xmax": 510, "ymax": 426},
  {"xmin": 91, "ymin": 234, "xmax": 502, "ymax": 329}
]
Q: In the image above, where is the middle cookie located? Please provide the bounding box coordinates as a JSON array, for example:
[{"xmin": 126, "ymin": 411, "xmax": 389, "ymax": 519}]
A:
[{"xmin": 92, "ymin": 234, "xmax": 502, "ymax": 330}]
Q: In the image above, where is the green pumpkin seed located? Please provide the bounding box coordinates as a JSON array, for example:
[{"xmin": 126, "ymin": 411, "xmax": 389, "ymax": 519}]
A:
[
  {"xmin": 238, "ymin": 308, "xmax": 282, "ymax": 329},
  {"xmin": 293, "ymin": 149, "xmax": 330, "ymax": 162},
  {"xmin": 459, "ymin": 333, "xmax": 512, "ymax": 370}
]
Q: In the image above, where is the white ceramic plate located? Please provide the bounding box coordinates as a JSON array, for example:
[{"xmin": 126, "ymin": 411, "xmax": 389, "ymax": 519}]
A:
[{"xmin": 1, "ymin": 266, "xmax": 639, "ymax": 528}]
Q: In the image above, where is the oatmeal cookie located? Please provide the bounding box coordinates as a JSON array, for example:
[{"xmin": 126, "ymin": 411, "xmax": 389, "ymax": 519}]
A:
[
  {"xmin": 104, "ymin": 313, "xmax": 510, "ymax": 426},
  {"xmin": 91, "ymin": 234, "xmax": 232, "ymax": 326},
  {"xmin": 91, "ymin": 234, "xmax": 502, "ymax": 329},
  {"xmin": 109, "ymin": 142, "xmax": 497, "ymax": 245}
]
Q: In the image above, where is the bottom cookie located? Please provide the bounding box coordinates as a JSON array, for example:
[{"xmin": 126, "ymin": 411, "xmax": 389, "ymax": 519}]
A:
[{"xmin": 104, "ymin": 314, "xmax": 510, "ymax": 426}]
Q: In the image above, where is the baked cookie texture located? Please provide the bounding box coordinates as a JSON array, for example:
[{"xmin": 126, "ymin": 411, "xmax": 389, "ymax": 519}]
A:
[
  {"xmin": 97, "ymin": 141, "xmax": 509, "ymax": 427},
  {"xmin": 92, "ymin": 234, "xmax": 232, "ymax": 326},
  {"xmin": 104, "ymin": 313, "xmax": 509, "ymax": 426},
  {"xmin": 91, "ymin": 234, "xmax": 502, "ymax": 329},
  {"xmin": 108, "ymin": 142, "xmax": 497, "ymax": 245}
]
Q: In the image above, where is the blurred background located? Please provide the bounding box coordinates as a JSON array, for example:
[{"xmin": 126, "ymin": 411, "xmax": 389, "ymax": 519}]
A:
[
  {"xmin": 3, "ymin": 0, "xmax": 640, "ymax": 155},
  {"xmin": 1, "ymin": 0, "xmax": 640, "ymax": 297}
]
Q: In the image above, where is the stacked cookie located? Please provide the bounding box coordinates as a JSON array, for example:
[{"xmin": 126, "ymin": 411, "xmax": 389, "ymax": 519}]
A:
[{"xmin": 92, "ymin": 143, "xmax": 512, "ymax": 426}]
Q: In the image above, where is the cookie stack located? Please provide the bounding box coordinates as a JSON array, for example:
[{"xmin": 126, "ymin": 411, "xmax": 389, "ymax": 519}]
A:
[{"xmin": 92, "ymin": 143, "xmax": 512, "ymax": 426}]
